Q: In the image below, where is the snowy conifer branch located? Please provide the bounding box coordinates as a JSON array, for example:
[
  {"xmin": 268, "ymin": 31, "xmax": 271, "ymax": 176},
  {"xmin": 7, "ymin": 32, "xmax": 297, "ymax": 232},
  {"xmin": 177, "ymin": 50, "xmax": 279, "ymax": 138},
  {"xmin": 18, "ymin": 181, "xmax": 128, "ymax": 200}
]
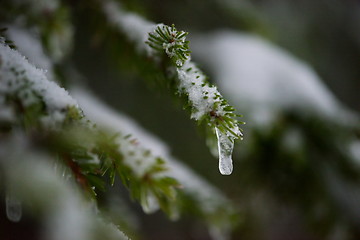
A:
[
  {"xmin": 0, "ymin": 42, "xmax": 180, "ymax": 218},
  {"xmin": 53, "ymin": 125, "xmax": 180, "ymax": 217},
  {"xmin": 1, "ymin": 0, "xmax": 247, "ymax": 238},
  {"xmin": 0, "ymin": 138, "xmax": 129, "ymax": 240},
  {"xmin": 146, "ymin": 25, "xmax": 243, "ymax": 140},
  {"xmin": 0, "ymin": 43, "xmax": 81, "ymax": 128},
  {"xmin": 102, "ymin": 0, "xmax": 244, "ymax": 175},
  {"xmin": 73, "ymin": 89, "xmax": 239, "ymax": 237},
  {"xmin": 1, "ymin": 31, "xmax": 235, "ymax": 235}
]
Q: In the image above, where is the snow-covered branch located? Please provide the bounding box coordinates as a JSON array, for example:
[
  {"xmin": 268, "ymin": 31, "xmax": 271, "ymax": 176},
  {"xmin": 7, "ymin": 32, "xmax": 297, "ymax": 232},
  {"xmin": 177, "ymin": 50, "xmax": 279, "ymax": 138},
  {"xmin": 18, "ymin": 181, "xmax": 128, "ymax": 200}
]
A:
[
  {"xmin": 73, "ymin": 88, "xmax": 237, "ymax": 239},
  {"xmin": 0, "ymin": 135, "xmax": 129, "ymax": 240},
  {"xmin": 102, "ymin": 0, "xmax": 243, "ymax": 175},
  {"xmin": 0, "ymin": 42, "xmax": 179, "ymax": 222},
  {"xmin": 0, "ymin": 42, "xmax": 79, "ymax": 127}
]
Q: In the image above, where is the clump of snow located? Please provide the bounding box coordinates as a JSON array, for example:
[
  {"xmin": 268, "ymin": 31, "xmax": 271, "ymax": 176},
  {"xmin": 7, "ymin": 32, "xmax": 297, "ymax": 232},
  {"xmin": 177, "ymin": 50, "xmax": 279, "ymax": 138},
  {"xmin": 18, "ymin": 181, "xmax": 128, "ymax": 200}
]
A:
[
  {"xmin": 177, "ymin": 61, "xmax": 222, "ymax": 120},
  {"xmin": 72, "ymin": 88, "xmax": 168, "ymax": 157},
  {"xmin": 0, "ymin": 43, "xmax": 78, "ymax": 126},
  {"xmin": 72, "ymin": 88, "xmax": 167, "ymax": 178},
  {"xmin": 191, "ymin": 31, "xmax": 358, "ymax": 127},
  {"xmin": 118, "ymin": 135, "xmax": 164, "ymax": 178}
]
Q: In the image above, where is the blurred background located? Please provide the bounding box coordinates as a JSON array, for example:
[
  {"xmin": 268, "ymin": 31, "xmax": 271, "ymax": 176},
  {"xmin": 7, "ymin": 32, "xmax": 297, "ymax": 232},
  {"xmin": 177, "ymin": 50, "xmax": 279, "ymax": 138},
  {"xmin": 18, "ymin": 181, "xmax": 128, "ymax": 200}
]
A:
[
  {"xmin": 1, "ymin": 0, "xmax": 360, "ymax": 239},
  {"xmin": 74, "ymin": 0, "xmax": 360, "ymax": 239}
]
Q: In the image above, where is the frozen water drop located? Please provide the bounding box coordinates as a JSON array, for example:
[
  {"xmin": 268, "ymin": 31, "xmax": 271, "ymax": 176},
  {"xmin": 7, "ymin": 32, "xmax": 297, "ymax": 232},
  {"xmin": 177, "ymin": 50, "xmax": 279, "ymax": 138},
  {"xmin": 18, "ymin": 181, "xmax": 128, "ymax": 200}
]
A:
[
  {"xmin": 141, "ymin": 191, "xmax": 159, "ymax": 214},
  {"xmin": 215, "ymin": 127, "xmax": 234, "ymax": 175},
  {"xmin": 5, "ymin": 193, "xmax": 22, "ymax": 222}
]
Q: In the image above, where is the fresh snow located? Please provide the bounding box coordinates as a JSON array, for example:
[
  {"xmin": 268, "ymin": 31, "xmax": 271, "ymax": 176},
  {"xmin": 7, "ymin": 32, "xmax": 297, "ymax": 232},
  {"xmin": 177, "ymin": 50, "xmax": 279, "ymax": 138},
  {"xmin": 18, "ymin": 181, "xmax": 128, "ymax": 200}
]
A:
[
  {"xmin": 191, "ymin": 31, "xmax": 358, "ymax": 127},
  {"xmin": 102, "ymin": 3, "xmax": 243, "ymax": 175},
  {"xmin": 0, "ymin": 134, "xmax": 129, "ymax": 240},
  {"xmin": 0, "ymin": 43, "xmax": 79, "ymax": 126},
  {"xmin": 177, "ymin": 61, "xmax": 222, "ymax": 121},
  {"xmin": 72, "ymin": 88, "xmax": 234, "ymax": 231},
  {"xmin": 177, "ymin": 61, "xmax": 241, "ymax": 175},
  {"xmin": 72, "ymin": 87, "xmax": 168, "ymax": 179},
  {"xmin": 6, "ymin": 26, "xmax": 55, "ymax": 79}
]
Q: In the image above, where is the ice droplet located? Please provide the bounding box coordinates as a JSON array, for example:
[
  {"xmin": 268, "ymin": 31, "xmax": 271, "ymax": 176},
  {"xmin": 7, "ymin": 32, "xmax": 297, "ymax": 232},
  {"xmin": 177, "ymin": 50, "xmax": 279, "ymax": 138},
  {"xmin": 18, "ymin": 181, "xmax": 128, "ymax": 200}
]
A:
[
  {"xmin": 141, "ymin": 191, "xmax": 159, "ymax": 214},
  {"xmin": 215, "ymin": 127, "xmax": 234, "ymax": 175},
  {"xmin": 5, "ymin": 193, "xmax": 22, "ymax": 222}
]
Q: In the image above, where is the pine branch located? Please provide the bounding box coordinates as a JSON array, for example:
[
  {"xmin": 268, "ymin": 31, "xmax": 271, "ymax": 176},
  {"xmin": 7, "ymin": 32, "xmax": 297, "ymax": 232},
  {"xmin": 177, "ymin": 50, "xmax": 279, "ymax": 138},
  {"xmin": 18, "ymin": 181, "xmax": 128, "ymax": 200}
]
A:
[
  {"xmin": 102, "ymin": 0, "xmax": 244, "ymax": 175},
  {"xmin": 0, "ymin": 138, "xmax": 129, "ymax": 240},
  {"xmin": 0, "ymin": 42, "xmax": 180, "ymax": 217},
  {"xmin": 1, "ymin": 1, "xmax": 241, "ymax": 237},
  {"xmin": 0, "ymin": 43, "xmax": 80, "ymax": 129},
  {"xmin": 0, "ymin": 18, "xmax": 237, "ymax": 236},
  {"xmin": 73, "ymin": 88, "xmax": 239, "ymax": 235}
]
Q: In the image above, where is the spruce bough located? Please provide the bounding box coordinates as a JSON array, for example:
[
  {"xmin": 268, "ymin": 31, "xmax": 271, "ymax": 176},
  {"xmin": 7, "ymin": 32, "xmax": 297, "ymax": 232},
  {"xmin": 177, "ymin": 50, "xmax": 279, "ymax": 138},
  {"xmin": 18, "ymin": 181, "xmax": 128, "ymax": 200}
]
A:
[{"xmin": 146, "ymin": 23, "xmax": 244, "ymax": 175}]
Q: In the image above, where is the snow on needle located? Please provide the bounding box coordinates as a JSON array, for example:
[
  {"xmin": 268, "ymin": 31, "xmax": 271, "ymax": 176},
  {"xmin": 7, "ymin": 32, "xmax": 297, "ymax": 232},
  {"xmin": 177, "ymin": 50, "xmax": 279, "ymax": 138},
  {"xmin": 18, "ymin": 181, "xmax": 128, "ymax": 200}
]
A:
[{"xmin": 147, "ymin": 24, "xmax": 244, "ymax": 175}]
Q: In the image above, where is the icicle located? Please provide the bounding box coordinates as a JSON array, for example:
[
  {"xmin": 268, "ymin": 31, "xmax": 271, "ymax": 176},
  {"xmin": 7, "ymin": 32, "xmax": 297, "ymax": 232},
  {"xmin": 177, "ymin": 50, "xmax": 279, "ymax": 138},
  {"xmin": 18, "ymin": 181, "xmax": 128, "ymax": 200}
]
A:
[
  {"xmin": 215, "ymin": 127, "xmax": 234, "ymax": 175},
  {"xmin": 5, "ymin": 192, "xmax": 22, "ymax": 222},
  {"xmin": 141, "ymin": 191, "xmax": 159, "ymax": 214}
]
